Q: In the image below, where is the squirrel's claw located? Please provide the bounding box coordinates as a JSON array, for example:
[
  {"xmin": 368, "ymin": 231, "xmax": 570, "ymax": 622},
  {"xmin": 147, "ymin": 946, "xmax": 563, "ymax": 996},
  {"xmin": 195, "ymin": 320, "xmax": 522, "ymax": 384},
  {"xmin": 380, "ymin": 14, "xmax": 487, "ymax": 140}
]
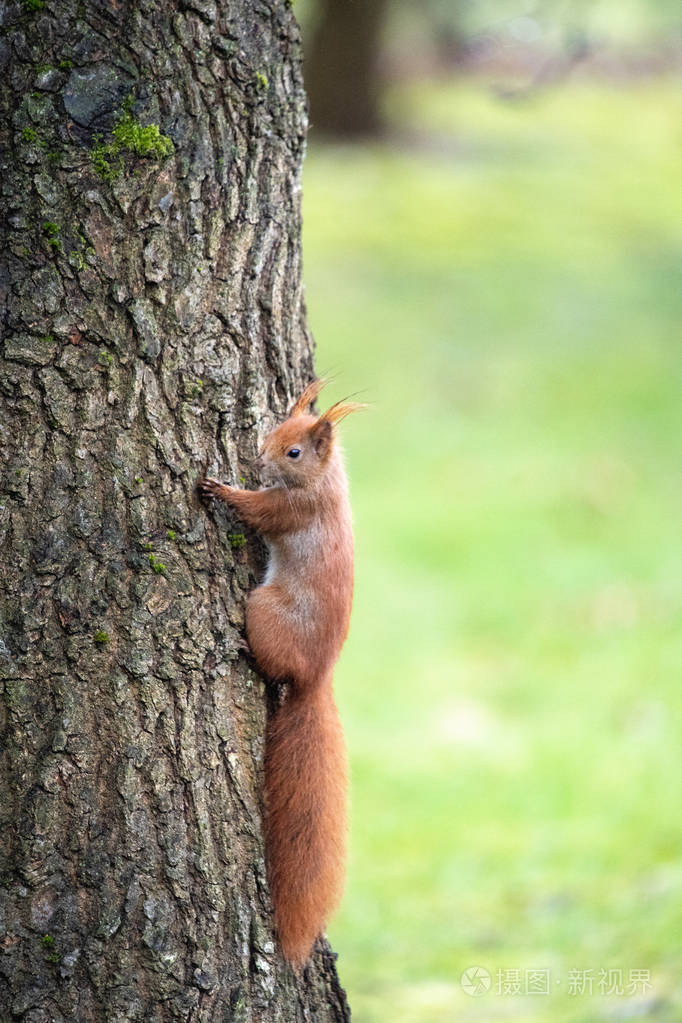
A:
[{"xmin": 198, "ymin": 477, "xmax": 227, "ymax": 499}]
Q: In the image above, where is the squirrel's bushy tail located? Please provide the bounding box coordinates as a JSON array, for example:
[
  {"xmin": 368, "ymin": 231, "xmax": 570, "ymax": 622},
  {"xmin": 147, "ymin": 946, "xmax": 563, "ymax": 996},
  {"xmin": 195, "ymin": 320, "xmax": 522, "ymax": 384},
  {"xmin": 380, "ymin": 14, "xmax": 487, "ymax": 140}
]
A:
[{"xmin": 264, "ymin": 679, "xmax": 347, "ymax": 966}]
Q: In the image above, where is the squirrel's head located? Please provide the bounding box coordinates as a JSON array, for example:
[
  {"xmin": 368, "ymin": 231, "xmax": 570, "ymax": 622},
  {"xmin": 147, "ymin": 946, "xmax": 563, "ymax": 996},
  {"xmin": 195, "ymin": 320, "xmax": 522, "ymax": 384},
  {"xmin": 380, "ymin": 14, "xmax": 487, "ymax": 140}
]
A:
[{"xmin": 257, "ymin": 380, "xmax": 364, "ymax": 489}]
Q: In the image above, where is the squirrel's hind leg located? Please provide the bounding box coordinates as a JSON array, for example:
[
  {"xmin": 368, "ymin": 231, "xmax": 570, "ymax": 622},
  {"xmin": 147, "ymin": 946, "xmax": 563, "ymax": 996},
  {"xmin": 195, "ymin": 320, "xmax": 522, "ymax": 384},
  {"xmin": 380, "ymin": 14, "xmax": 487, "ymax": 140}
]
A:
[{"xmin": 246, "ymin": 586, "xmax": 316, "ymax": 688}]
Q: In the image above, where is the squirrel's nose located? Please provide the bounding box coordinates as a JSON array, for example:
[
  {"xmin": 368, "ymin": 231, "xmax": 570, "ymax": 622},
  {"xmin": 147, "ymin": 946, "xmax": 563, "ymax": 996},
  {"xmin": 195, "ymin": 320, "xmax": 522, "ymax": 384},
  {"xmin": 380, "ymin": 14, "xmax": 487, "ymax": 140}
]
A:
[{"xmin": 254, "ymin": 455, "xmax": 265, "ymax": 472}]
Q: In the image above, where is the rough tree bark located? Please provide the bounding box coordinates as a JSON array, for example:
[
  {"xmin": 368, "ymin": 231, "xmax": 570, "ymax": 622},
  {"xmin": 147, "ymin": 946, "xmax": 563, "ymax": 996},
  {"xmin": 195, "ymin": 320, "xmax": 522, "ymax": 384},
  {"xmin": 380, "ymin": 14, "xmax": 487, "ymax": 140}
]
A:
[{"xmin": 0, "ymin": 1, "xmax": 351, "ymax": 1020}]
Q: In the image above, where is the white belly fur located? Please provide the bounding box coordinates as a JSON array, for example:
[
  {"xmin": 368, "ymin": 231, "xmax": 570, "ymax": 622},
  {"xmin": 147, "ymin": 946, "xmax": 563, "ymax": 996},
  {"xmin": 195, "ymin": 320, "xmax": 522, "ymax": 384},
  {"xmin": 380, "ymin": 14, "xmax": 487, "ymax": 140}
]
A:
[
  {"xmin": 261, "ymin": 524, "xmax": 324, "ymax": 621},
  {"xmin": 263, "ymin": 541, "xmax": 279, "ymax": 585}
]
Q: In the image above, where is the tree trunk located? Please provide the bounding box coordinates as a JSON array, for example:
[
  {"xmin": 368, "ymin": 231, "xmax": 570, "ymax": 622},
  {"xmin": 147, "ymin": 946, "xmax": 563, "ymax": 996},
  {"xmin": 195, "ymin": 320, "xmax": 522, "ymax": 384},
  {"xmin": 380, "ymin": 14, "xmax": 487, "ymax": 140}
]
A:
[
  {"xmin": 304, "ymin": 0, "xmax": 388, "ymax": 138},
  {"xmin": 0, "ymin": 1, "xmax": 350, "ymax": 1020}
]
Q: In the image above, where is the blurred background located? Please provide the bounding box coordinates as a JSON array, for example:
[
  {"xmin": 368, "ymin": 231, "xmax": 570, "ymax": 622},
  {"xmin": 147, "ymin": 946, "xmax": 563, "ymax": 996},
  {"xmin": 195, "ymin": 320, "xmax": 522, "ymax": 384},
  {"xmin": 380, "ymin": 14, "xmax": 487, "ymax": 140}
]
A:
[{"xmin": 295, "ymin": 2, "xmax": 681, "ymax": 1021}]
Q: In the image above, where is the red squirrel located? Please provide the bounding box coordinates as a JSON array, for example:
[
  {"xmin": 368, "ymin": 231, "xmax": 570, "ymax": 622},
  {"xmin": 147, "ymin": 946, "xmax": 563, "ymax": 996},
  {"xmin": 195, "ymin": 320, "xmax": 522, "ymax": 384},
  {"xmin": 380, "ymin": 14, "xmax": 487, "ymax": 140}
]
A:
[{"xmin": 198, "ymin": 380, "xmax": 362, "ymax": 966}]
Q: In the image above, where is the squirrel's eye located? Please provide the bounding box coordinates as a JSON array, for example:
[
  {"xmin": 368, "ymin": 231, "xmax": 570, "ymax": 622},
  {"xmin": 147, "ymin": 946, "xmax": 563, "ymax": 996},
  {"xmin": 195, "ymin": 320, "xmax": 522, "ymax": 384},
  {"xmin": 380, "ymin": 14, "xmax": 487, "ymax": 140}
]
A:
[{"xmin": 287, "ymin": 448, "xmax": 301, "ymax": 459}]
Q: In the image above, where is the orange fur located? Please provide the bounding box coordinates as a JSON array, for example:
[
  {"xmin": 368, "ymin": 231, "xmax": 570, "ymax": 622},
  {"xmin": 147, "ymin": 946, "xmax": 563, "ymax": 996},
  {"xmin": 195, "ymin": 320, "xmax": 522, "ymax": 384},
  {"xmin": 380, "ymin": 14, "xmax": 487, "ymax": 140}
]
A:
[
  {"xmin": 289, "ymin": 378, "xmax": 327, "ymax": 417},
  {"xmin": 321, "ymin": 399, "xmax": 367, "ymax": 426},
  {"xmin": 265, "ymin": 681, "xmax": 347, "ymax": 964},
  {"xmin": 198, "ymin": 381, "xmax": 360, "ymax": 965}
]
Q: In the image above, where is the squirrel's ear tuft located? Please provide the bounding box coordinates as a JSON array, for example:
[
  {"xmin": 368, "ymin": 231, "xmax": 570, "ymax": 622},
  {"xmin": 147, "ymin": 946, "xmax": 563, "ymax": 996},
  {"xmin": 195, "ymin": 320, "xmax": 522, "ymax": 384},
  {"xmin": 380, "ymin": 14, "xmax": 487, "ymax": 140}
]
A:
[
  {"xmin": 320, "ymin": 400, "xmax": 367, "ymax": 426},
  {"xmin": 290, "ymin": 379, "xmax": 326, "ymax": 418},
  {"xmin": 309, "ymin": 417, "xmax": 333, "ymax": 458}
]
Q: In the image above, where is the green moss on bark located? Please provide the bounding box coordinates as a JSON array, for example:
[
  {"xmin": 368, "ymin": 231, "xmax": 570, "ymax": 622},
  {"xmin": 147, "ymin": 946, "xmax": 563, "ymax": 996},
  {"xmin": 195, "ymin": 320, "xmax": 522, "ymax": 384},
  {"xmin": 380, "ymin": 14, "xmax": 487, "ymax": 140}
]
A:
[{"xmin": 91, "ymin": 109, "xmax": 174, "ymax": 182}]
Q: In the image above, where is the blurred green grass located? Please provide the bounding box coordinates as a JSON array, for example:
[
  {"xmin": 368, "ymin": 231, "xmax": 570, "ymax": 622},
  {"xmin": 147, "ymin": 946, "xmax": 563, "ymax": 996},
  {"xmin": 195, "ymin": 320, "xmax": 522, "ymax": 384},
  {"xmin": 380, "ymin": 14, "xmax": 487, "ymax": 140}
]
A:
[{"xmin": 302, "ymin": 79, "xmax": 682, "ymax": 1023}]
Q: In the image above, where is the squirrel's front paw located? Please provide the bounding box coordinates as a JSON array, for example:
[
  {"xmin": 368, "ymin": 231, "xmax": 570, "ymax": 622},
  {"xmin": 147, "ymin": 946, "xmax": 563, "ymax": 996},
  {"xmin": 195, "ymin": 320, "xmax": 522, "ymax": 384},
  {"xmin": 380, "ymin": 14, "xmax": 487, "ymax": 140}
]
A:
[{"xmin": 198, "ymin": 477, "xmax": 230, "ymax": 501}]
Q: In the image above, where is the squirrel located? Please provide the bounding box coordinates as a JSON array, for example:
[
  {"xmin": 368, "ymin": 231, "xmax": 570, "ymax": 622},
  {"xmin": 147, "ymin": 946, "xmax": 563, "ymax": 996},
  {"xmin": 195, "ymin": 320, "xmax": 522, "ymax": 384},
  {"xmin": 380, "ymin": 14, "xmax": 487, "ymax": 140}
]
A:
[{"xmin": 198, "ymin": 380, "xmax": 363, "ymax": 966}]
